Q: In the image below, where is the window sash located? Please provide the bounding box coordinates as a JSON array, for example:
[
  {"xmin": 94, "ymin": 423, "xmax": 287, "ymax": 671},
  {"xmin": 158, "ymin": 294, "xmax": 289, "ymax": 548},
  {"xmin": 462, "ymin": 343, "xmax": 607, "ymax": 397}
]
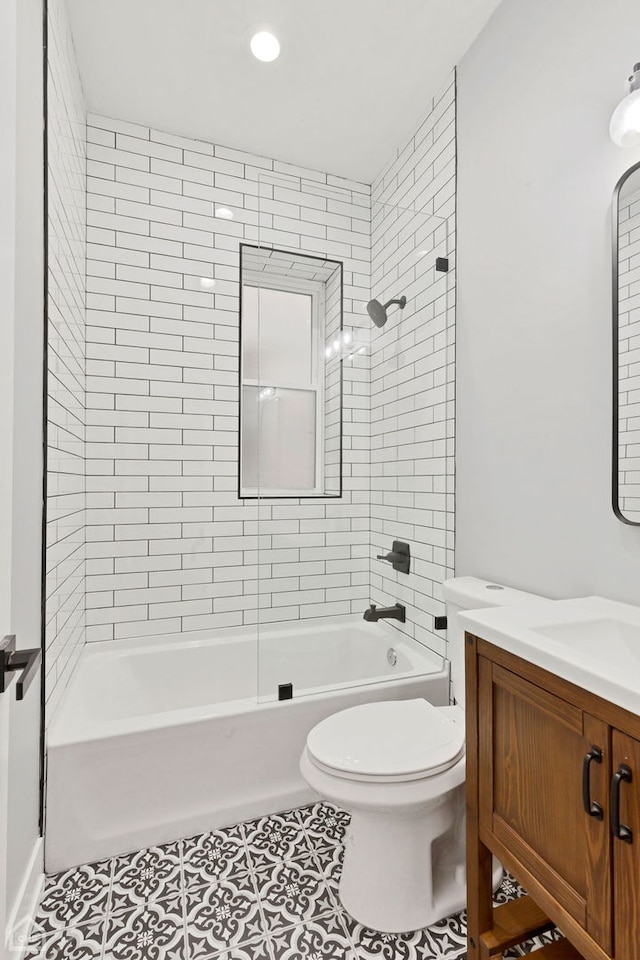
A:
[{"xmin": 240, "ymin": 275, "xmax": 326, "ymax": 497}]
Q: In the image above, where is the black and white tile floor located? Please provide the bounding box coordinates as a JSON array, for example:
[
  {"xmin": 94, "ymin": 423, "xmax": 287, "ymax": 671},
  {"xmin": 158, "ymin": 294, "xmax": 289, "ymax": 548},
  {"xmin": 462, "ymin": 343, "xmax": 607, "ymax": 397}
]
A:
[{"xmin": 27, "ymin": 803, "xmax": 558, "ymax": 960}]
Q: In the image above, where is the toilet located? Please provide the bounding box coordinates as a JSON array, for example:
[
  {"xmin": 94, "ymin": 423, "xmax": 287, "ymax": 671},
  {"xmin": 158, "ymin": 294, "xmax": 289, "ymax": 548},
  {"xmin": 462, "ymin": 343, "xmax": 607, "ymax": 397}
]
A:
[{"xmin": 299, "ymin": 576, "xmax": 547, "ymax": 933}]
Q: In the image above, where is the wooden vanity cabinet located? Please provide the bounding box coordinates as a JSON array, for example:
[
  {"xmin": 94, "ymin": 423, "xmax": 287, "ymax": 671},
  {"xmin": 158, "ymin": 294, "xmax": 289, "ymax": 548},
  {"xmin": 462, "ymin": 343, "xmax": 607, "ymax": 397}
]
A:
[
  {"xmin": 611, "ymin": 731, "xmax": 640, "ymax": 959},
  {"xmin": 466, "ymin": 634, "xmax": 640, "ymax": 960}
]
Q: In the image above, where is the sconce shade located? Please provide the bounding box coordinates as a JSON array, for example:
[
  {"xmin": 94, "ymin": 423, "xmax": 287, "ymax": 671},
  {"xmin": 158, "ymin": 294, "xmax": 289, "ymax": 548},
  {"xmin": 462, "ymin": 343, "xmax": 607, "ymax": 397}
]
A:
[{"xmin": 611, "ymin": 63, "xmax": 640, "ymax": 147}]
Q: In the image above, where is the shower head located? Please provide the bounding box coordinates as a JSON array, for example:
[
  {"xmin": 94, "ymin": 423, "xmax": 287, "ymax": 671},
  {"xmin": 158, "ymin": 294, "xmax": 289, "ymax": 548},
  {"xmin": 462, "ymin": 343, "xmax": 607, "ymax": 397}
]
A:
[{"xmin": 366, "ymin": 295, "xmax": 407, "ymax": 328}]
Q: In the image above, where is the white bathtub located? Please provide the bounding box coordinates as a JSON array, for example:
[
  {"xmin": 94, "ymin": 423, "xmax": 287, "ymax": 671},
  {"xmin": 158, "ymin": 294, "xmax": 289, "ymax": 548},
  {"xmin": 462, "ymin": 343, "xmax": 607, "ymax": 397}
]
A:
[{"xmin": 45, "ymin": 616, "xmax": 448, "ymax": 872}]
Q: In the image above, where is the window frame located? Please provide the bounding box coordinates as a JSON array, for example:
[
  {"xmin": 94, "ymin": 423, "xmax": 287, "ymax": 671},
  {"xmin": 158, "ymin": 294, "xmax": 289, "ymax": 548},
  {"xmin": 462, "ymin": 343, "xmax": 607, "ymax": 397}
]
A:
[{"xmin": 238, "ymin": 245, "xmax": 342, "ymax": 500}]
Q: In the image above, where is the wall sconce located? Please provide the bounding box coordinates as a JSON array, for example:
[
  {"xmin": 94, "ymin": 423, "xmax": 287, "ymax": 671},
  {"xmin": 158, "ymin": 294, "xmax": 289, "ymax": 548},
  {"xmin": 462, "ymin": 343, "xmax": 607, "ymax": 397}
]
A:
[{"xmin": 610, "ymin": 62, "xmax": 640, "ymax": 147}]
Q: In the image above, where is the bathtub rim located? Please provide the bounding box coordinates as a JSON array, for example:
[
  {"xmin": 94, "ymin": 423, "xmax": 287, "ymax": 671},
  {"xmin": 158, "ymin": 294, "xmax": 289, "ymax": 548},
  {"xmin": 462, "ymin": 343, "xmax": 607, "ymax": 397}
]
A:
[
  {"xmin": 47, "ymin": 665, "xmax": 450, "ymax": 749},
  {"xmin": 47, "ymin": 615, "xmax": 447, "ymax": 748}
]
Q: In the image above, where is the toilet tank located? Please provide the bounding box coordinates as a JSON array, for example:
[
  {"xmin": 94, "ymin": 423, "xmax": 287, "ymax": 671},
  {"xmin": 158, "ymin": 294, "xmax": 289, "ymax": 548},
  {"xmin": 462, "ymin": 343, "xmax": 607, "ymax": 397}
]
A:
[{"xmin": 442, "ymin": 577, "xmax": 548, "ymax": 707}]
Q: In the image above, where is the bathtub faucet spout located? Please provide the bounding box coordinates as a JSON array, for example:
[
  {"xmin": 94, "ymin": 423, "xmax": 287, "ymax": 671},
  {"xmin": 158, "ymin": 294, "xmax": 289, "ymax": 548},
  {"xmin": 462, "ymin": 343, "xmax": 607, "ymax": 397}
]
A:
[{"xmin": 363, "ymin": 603, "xmax": 406, "ymax": 624}]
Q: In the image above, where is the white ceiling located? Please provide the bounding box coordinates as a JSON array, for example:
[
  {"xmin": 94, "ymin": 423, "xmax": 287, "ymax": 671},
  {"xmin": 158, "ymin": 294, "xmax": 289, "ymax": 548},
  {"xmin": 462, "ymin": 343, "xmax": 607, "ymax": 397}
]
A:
[{"xmin": 66, "ymin": 0, "xmax": 503, "ymax": 182}]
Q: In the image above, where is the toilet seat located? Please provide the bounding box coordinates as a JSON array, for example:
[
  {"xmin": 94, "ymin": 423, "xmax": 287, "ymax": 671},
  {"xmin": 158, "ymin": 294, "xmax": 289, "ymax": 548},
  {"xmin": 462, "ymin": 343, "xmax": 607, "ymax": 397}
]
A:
[{"xmin": 306, "ymin": 699, "xmax": 465, "ymax": 783}]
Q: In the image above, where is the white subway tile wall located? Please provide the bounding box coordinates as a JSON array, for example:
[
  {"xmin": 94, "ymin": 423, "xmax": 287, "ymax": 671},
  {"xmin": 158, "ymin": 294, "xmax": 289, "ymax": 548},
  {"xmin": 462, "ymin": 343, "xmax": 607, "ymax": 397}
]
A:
[
  {"xmin": 45, "ymin": 0, "xmax": 87, "ymax": 712},
  {"xmin": 617, "ymin": 177, "xmax": 640, "ymax": 521},
  {"xmin": 84, "ymin": 120, "xmax": 372, "ymax": 641},
  {"xmin": 369, "ymin": 73, "xmax": 456, "ymax": 660},
  {"xmin": 45, "ymin": 10, "xmax": 458, "ymax": 700}
]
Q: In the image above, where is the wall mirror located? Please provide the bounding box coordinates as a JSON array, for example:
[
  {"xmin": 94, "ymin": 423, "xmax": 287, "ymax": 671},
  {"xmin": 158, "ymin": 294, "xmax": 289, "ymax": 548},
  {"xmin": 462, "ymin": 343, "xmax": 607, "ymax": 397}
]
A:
[
  {"xmin": 613, "ymin": 161, "xmax": 640, "ymax": 524},
  {"xmin": 238, "ymin": 245, "xmax": 343, "ymax": 498}
]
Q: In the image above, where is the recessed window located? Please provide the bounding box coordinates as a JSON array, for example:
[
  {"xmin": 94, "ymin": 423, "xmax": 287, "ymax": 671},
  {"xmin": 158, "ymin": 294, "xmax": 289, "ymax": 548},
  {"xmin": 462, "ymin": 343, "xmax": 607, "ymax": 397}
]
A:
[{"xmin": 239, "ymin": 245, "xmax": 343, "ymax": 499}]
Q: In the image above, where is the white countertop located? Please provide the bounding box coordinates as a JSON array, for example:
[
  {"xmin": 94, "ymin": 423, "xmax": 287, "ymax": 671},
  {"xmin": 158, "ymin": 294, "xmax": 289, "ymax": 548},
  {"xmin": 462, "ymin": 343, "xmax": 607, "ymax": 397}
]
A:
[{"xmin": 459, "ymin": 596, "xmax": 640, "ymax": 715}]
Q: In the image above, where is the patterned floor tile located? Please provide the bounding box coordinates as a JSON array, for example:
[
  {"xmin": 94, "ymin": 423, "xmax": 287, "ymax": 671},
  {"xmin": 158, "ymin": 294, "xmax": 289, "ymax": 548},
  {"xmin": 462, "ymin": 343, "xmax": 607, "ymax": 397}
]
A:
[
  {"xmin": 256, "ymin": 853, "xmax": 336, "ymax": 933},
  {"xmin": 183, "ymin": 825, "xmax": 251, "ymax": 889},
  {"xmin": 24, "ymin": 919, "xmax": 104, "ymax": 959},
  {"xmin": 185, "ymin": 873, "xmax": 264, "ymax": 954},
  {"xmin": 493, "ymin": 873, "xmax": 525, "ymax": 904},
  {"xmin": 190, "ymin": 936, "xmax": 273, "ymax": 960},
  {"xmin": 110, "ymin": 842, "xmax": 182, "ymax": 913},
  {"xmin": 243, "ymin": 810, "xmax": 309, "ymax": 870},
  {"xmin": 33, "ymin": 807, "xmax": 562, "ymax": 960},
  {"xmin": 103, "ymin": 893, "xmax": 185, "ymax": 960},
  {"xmin": 313, "ymin": 843, "xmax": 343, "ymax": 903},
  {"xmin": 299, "ymin": 803, "xmax": 350, "ymax": 849},
  {"xmin": 269, "ymin": 911, "xmax": 355, "ymax": 960},
  {"xmin": 345, "ymin": 912, "xmax": 467, "ymax": 960},
  {"xmin": 35, "ymin": 859, "xmax": 112, "ymax": 932},
  {"xmin": 420, "ymin": 911, "xmax": 468, "ymax": 959}
]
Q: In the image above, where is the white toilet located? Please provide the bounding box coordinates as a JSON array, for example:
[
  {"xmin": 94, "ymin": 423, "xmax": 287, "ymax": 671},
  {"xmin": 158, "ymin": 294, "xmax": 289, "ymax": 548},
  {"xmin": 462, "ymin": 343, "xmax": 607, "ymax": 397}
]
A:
[{"xmin": 299, "ymin": 576, "xmax": 546, "ymax": 933}]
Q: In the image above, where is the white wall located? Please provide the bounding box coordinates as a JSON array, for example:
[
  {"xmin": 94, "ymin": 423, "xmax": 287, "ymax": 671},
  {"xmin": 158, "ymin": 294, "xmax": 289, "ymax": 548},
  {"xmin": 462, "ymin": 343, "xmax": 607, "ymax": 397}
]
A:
[
  {"xmin": 457, "ymin": 0, "xmax": 640, "ymax": 600},
  {"xmin": 0, "ymin": 0, "xmax": 19, "ymax": 944},
  {"xmin": 6, "ymin": 0, "xmax": 44, "ymax": 928},
  {"xmin": 46, "ymin": 0, "xmax": 87, "ymax": 713},
  {"xmin": 370, "ymin": 75, "xmax": 456, "ymax": 658}
]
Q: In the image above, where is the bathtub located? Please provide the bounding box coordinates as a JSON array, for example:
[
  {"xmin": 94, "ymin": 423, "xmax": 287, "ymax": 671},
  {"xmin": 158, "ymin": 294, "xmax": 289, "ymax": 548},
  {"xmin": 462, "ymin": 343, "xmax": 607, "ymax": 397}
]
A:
[{"xmin": 45, "ymin": 616, "xmax": 448, "ymax": 872}]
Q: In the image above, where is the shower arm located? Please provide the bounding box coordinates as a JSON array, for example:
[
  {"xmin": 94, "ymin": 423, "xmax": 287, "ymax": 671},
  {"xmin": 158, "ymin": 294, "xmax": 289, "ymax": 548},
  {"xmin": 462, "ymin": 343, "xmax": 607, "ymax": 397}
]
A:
[{"xmin": 383, "ymin": 297, "xmax": 406, "ymax": 310}]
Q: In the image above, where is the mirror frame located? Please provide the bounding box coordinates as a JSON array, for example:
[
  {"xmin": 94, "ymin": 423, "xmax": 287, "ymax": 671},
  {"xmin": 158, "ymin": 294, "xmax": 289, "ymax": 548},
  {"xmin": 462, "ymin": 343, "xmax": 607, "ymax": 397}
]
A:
[{"xmin": 612, "ymin": 159, "xmax": 640, "ymax": 525}]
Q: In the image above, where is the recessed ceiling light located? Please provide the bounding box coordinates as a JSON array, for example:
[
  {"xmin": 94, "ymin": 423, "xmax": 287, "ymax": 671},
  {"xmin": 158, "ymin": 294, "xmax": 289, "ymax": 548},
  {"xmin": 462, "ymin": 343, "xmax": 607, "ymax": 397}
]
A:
[
  {"xmin": 199, "ymin": 277, "xmax": 216, "ymax": 289},
  {"xmin": 250, "ymin": 31, "xmax": 280, "ymax": 63},
  {"xmin": 215, "ymin": 207, "xmax": 234, "ymax": 220}
]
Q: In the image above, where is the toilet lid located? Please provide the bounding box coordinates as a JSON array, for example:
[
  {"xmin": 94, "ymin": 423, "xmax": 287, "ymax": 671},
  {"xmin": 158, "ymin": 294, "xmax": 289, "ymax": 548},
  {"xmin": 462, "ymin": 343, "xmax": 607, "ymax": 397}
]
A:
[{"xmin": 306, "ymin": 699, "xmax": 465, "ymax": 782}]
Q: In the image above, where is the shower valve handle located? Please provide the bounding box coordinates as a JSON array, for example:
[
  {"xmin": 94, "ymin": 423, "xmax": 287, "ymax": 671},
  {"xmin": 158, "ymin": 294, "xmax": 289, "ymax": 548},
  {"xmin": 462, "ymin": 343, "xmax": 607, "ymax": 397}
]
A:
[{"xmin": 375, "ymin": 541, "xmax": 410, "ymax": 575}]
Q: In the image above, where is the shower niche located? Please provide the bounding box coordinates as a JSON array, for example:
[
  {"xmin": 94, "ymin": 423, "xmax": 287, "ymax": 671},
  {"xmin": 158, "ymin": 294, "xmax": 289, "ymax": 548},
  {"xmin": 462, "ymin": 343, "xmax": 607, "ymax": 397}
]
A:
[{"xmin": 239, "ymin": 245, "xmax": 344, "ymax": 498}]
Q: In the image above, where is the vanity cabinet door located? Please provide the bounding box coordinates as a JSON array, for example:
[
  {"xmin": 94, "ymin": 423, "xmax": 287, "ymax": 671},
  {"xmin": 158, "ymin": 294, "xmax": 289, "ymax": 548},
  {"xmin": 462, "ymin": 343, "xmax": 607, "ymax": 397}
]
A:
[
  {"xmin": 478, "ymin": 659, "xmax": 612, "ymax": 950},
  {"xmin": 611, "ymin": 730, "xmax": 640, "ymax": 960}
]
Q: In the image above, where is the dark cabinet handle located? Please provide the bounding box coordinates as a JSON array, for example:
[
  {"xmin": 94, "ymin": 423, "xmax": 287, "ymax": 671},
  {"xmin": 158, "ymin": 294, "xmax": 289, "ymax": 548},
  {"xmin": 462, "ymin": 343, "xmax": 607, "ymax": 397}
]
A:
[
  {"xmin": 582, "ymin": 746, "xmax": 604, "ymax": 820},
  {"xmin": 611, "ymin": 764, "xmax": 633, "ymax": 843}
]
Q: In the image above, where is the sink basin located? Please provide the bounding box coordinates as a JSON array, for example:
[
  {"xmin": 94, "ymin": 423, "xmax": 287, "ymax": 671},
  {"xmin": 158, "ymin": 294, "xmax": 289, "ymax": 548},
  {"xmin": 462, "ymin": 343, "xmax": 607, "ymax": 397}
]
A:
[
  {"xmin": 458, "ymin": 595, "xmax": 640, "ymax": 714},
  {"xmin": 535, "ymin": 617, "xmax": 640, "ymax": 662}
]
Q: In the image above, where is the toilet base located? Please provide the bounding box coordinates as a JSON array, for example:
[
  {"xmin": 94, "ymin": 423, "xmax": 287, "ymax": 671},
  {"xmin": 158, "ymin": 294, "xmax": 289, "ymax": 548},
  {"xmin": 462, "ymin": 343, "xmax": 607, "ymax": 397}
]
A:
[
  {"xmin": 339, "ymin": 802, "xmax": 503, "ymax": 932},
  {"xmin": 338, "ymin": 788, "xmax": 467, "ymax": 933}
]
